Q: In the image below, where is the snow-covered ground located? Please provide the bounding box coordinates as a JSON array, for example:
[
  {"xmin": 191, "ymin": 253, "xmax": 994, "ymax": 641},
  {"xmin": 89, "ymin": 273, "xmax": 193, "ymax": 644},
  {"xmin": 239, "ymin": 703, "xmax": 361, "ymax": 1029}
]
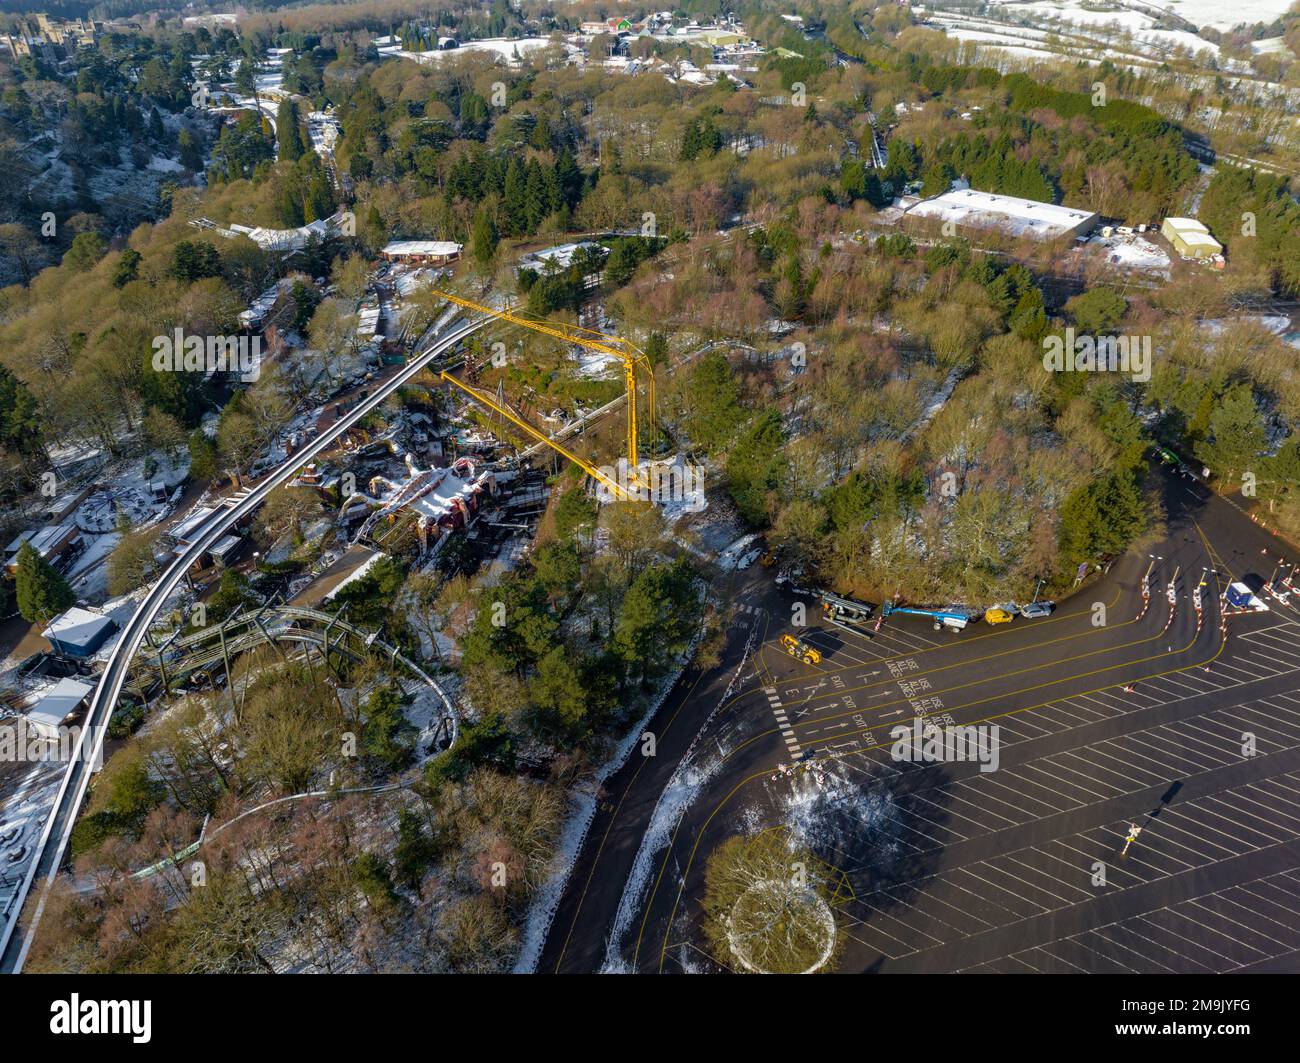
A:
[
  {"xmin": 1200, "ymin": 314, "xmax": 1293, "ymax": 336},
  {"xmin": 1154, "ymin": 0, "xmax": 1295, "ymax": 32},
  {"xmin": 1009, "ymin": 2, "xmax": 1157, "ymax": 31},
  {"xmin": 392, "ymin": 37, "xmax": 557, "ymax": 68},
  {"xmin": 942, "ymin": 26, "xmax": 1063, "ymax": 61},
  {"xmin": 64, "ymin": 449, "xmax": 190, "ymax": 602},
  {"xmin": 1087, "ymin": 232, "xmax": 1172, "ymax": 273},
  {"xmin": 0, "ymin": 755, "xmax": 65, "ymax": 926},
  {"xmin": 1253, "ymin": 36, "xmax": 1291, "ymax": 54},
  {"xmin": 148, "ymin": 155, "xmax": 185, "ymax": 173},
  {"xmin": 458, "ymin": 37, "xmax": 555, "ymax": 61},
  {"xmin": 573, "ymin": 348, "xmax": 619, "ymax": 377},
  {"xmin": 32, "ymin": 140, "xmax": 190, "ymax": 235},
  {"xmin": 1001, "ymin": 2, "xmax": 1220, "ymax": 53},
  {"xmin": 923, "ymin": 3, "xmax": 1257, "ymax": 69},
  {"xmin": 254, "ymin": 50, "xmax": 287, "ymax": 94},
  {"xmin": 987, "ymin": 0, "xmax": 1292, "ymax": 33},
  {"xmin": 716, "ymin": 532, "xmax": 762, "ymax": 571}
]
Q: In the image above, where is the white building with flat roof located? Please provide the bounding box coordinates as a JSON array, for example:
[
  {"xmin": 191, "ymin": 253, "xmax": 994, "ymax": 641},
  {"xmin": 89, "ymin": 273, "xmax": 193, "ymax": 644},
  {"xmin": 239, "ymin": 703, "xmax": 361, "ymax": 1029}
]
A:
[
  {"xmin": 518, "ymin": 241, "xmax": 603, "ymax": 273},
  {"xmin": 26, "ymin": 677, "xmax": 93, "ymax": 740},
  {"xmin": 43, "ymin": 607, "xmax": 118, "ymax": 658},
  {"xmin": 380, "ymin": 240, "xmax": 462, "ymax": 265},
  {"xmin": 906, "ymin": 188, "xmax": 1099, "ymax": 241}
]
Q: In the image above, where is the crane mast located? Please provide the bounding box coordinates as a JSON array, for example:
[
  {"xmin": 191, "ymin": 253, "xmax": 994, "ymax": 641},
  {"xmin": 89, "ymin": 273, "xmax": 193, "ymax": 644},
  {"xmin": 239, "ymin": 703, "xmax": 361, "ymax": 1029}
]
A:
[
  {"xmin": 433, "ymin": 288, "xmax": 655, "ymax": 476},
  {"xmin": 438, "ymin": 371, "xmax": 635, "ymax": 501}
]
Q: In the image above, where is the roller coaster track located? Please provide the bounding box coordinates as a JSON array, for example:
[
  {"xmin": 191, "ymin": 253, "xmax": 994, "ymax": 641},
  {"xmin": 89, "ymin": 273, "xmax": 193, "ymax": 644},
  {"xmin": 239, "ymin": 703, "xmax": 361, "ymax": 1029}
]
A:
[
  {"xmin": 123, "ymin": 606, "xmax": 456, "ymax": 883},
  {"xmin": 134, "ymin": 605, "xmax": 457, "ymax": 746},
  {"xmin": 0, "ymin": 313, "xmax": 488, "ymax": 973}
]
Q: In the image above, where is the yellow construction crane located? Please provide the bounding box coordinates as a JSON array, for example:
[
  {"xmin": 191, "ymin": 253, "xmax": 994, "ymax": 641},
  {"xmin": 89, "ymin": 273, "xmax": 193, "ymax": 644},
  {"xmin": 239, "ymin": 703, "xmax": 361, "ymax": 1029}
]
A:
[
  {"xmin": 438, "ymin": 369, "xmax": 636, "ymax": 501},
  {"xmin": 433, "ymin": 289, "xmax": 656, "ymax": 480}
]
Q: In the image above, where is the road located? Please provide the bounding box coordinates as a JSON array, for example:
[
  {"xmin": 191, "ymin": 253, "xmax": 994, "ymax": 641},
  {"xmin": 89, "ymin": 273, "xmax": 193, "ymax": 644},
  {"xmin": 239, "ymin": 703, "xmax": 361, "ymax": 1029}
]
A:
[
  {"xmin": 542, "ymin": 464, "xmax": 1300, "ymax": 973},
  {"xmin": 0, "ymin": 314, "xmax": 487, "ymax": 973}
]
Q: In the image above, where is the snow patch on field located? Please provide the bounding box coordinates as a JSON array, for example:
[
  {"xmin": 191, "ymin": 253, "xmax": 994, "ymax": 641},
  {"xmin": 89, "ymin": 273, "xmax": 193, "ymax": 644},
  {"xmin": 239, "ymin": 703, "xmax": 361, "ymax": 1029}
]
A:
[
  {"xmin": 1089, "ymin": 232, "xmax": 1171, "ymax": 273},
  {"xmin": 1154, "ymin": 0, "xmax": 1294, "ymax": 32},
  {"xmin": 925, "ymin": 3, "xmax": 1246, "ymax": 67},
  {"xmin": 783, "ymin": 767, "xmax": 904, "ymax": 862},
  {"xmin": 1201, "ymin": 314, "xmax": 1292, "ymax": 336},
  {"xmin": 988, "ymin": 0, "xmax": 1292, "ymax": 32}
]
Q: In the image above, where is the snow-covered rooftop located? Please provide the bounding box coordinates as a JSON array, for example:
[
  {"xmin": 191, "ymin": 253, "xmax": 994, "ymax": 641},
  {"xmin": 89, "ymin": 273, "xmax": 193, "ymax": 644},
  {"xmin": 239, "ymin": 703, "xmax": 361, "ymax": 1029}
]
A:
[
  {"xmin": 381, "ymin": 240, "xmax": 462, "ymax": 258},
  {"xmin": 519, "ymin": 241, "xmax": 603, "ymax": 272},
  {"xmin": 229, "ymin": 217, "xmax": 335, "ymax": 252},
  {"xmin": 5, "ymin": 523, "xmax": 77, "ymax": 559},
  {"xmin": 1163, "ymin": 216, "xmax": 1211, "ymax": 233},
  {"xmin": 405, "ymin": 464, "xmax": 490, "ymax": 521},
  {"xmin": 27, "ymin": 677, "xmax": 93, "ymax": 729},
  {"xmin": 906, "ymin": 188, "xmax": 1097, "ymax": 239},
  {"xmin": 41, "ymin": 607, "xmax": 115, "ymax": 647},
  {"xmin": 170, "ymin": 505, "xmax": 220, "ymax": 544}
]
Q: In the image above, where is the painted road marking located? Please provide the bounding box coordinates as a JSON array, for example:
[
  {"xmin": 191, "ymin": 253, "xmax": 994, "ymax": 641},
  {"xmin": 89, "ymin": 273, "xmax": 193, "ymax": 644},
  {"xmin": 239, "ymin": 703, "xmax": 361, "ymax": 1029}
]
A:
[{"xmin": 764, "ymin": 686, "xmax": 803, "ymax": 759}]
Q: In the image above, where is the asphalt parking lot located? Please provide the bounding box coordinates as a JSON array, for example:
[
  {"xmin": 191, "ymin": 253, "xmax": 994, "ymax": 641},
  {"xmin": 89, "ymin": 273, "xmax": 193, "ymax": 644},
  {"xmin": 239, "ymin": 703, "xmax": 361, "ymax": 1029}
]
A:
[
  {"xmin": 541, "ymin": 465, "xmax": 1300, "ymax": 974},
  {"xmin": 642, "ymin": 479, "xmax": 1300, "ymax": 973}
]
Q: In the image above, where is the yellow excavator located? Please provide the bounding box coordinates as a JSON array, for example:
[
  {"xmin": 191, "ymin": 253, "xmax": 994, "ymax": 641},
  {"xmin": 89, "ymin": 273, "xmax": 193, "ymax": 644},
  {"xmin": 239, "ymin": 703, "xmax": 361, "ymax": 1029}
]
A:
[{"xmin": 781, "ymin": 633, "xmax": 822, "ymax": 666}]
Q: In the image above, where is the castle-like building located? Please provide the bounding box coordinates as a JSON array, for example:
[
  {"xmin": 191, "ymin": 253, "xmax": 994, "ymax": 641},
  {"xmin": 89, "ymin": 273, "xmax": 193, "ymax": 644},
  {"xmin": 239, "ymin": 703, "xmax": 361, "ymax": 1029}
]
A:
[{"xmin": 1, "ymin": 14, "xmax": 102, "ymax": 59}]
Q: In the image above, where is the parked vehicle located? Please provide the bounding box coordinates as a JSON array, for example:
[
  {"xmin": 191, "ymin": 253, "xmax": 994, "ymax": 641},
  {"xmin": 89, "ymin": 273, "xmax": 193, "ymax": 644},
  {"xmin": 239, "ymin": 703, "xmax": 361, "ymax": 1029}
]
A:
[
  {"xmin": 881, "ymin": 601, "xmax": 982, "ymax": 632},
  {"xmin": 1226, "ymin": 582, "xmax": 1269, "ymax": 612},
  {"xmin": 780, "ymin": 633, "xmax": 822, "ymax": 665}
]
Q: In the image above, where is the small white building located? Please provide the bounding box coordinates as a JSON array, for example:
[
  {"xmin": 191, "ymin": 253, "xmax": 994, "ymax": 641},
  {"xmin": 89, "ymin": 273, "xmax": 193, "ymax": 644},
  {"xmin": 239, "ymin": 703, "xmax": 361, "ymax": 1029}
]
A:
[
  {"xmin": 26, "ymin": 677, "xmax": 93, "ymax": 740},
  {"xmin": 209, "ymin": 534, "xmax": 244, "ymax": 567},
  {"xmin": 518, "ymin": 241, "xmax": 603, "ymax": 273},
  {"xmin": 1160, "ymin": 217, "xmax": 1223, "ymax": 260},
  {"xmin": 380, "ymin": 240, "xmax": 462, "ymax": 266},
  {"xmin": 42, "ymin": 607, "xmax": 118, "ymax": 658}
]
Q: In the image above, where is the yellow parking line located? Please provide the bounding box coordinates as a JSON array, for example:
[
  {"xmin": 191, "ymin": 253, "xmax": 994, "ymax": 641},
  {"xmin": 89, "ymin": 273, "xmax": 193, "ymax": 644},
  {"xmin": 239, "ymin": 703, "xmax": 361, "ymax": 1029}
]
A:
[
  {"xmin": 756, "ymin": 582, "xmax": 1126, "ymax": 694},
  {"xmin": 638, "ymin": 570, "xmax": 1228, "ymax": 971}
]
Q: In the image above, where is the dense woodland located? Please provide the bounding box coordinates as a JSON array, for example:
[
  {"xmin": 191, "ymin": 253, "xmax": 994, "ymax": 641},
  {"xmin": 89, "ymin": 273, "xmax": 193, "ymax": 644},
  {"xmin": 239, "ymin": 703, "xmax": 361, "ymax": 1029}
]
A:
[
  {"xmin": 1, "ymin": 1, "xmax": 1299, "ymax": 569},
  {"xmin": 0, "ymin": 26, "xmax": 223, "ymax": 282},
  {"xmin": 4, "ymin": 0, "xmax": 1300, "ymax": 971}
]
